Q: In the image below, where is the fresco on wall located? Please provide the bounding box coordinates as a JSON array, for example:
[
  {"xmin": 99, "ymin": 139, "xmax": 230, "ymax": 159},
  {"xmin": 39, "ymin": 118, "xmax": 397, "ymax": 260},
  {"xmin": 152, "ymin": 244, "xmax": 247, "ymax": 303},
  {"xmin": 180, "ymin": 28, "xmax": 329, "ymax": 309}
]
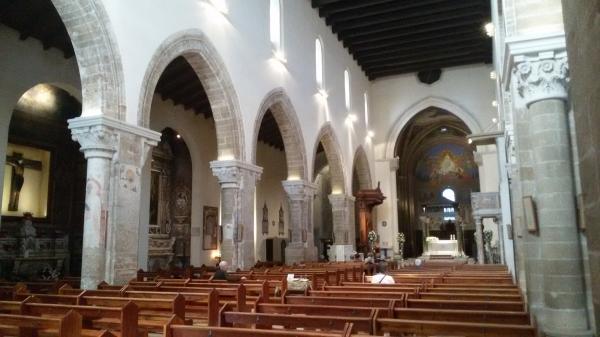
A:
[{"xmin": 415, "ymin": 143, "xmax": 479, "ymax": 205}]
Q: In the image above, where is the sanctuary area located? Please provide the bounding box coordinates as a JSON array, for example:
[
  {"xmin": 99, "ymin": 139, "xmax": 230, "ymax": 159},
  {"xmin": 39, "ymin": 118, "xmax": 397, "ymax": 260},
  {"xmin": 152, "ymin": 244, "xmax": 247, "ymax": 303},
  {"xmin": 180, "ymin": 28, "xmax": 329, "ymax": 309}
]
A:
[{"xmin": 0, "ymin": 1, "xmax": 598, "ymax": 336}]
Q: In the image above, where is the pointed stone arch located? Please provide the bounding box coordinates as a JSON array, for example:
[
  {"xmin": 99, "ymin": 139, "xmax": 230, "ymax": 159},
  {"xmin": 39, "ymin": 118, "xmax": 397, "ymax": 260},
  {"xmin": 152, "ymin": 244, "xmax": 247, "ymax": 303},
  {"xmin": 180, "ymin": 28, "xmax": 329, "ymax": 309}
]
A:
[
  {"xmin": 252, "ymin": 88, "xmax": 307, "ymax": 180},
  {"xmin": 313, "ymin": 123, "xmax": 346, "ymax": 195},
  {"xmin": 352, "ymin": 146, "xmax": 372, "ymax": 191},
  {"xmin": 138, "ymin": 29, "xmax": 245, "ymax": 160},
  {"xmin": 51, "ymin": 0, "xmax": 126, "ymax": 120}
]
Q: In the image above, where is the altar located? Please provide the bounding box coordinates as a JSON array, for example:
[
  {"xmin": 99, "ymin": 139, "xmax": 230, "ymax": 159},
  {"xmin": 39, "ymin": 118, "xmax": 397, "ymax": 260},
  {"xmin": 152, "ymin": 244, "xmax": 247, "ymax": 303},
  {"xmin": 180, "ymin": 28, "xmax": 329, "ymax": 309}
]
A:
[{"xmin": 424, "ymin": 237, "xmax": 460, "ymax": 257}]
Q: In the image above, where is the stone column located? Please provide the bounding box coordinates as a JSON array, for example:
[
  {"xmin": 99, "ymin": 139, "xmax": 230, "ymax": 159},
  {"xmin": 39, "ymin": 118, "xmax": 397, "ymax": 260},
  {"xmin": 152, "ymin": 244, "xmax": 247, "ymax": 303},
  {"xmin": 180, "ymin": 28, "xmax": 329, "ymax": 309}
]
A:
[
  {"xmin": 514, "ymin": 51, "xmax": 591, "ymax": 336},
  {"xmin": 474, "ymin": 216, "xmax": 485, "ymax": 264},
  {"xmin": 328, "ymin": 194, "xmax": 355, "ymax": 261},
  {"xmin": 69, "ymin": 116, "xmax": 160, "ymax": 289},
  {"xmin": 210, "ymin": 160, "xmax": 262, "ymax": 270},
  {"xmin": 282, "ymin": 180, "xmax": 317, "ymax": 264}
]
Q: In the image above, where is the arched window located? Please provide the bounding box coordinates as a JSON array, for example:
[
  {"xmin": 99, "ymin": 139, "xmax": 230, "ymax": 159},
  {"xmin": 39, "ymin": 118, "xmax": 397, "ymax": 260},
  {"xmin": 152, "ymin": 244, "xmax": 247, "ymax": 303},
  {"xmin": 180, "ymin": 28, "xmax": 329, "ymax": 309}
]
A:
[
  {"xmin": 269, "ymin": 0, "xmax": 282, "ymax": 53},
  {"xmin": 442, "ymin": 188, "xmax": 456, "ymax": 202},
  {"xmin": 363, "ymin": 92, "xmax": 369, "ymax": 127},
  {"xmin": 344, "ymin": 69, "xmax": 350, "ymax": 110},
  {"xmin": 315, "ymin": 38, "xmax": 324, "ymax": 88}
]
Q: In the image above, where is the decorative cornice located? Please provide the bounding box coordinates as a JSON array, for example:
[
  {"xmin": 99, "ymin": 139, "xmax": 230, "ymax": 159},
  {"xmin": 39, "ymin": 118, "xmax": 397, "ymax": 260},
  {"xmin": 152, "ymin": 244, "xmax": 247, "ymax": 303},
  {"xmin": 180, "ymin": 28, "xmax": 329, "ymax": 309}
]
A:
[
  {"xmin": 69, "ymin": 115, "xmax": 161, "ymax": 141},
  {"xmin": 69, "ymin": 123, "xmax": 118, "ymax": 160},
  {"xmin": 328, "ymin": 194, "xmax": 355, "ymax": 209}
]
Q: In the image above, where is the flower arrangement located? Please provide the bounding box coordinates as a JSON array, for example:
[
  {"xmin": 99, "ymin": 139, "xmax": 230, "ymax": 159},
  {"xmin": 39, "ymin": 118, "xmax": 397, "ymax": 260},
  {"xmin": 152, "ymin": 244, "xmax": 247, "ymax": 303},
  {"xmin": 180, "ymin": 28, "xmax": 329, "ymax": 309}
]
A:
[
  {"xmin": 367, "ymin": 230, "xmax": 378, "ymax": 243},
  {"xmin": 396, "ymin": 232, "xmax": 405, "ymax": 244}
]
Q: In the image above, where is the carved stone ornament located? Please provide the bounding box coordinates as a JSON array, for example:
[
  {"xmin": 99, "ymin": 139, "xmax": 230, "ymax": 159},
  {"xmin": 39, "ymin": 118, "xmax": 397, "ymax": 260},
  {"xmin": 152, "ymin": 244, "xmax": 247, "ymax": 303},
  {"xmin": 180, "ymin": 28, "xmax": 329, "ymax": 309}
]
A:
[
  {"xmin": 210, "ymin": 160, "xmax": 263, "ymax": 189},
  {"xmin": 514, "ymin": 52, "xmax": 569, "ymax": 107},
  {"xmin": 282, "ymin": 180, "xmax": 316, "ymax": 201},
  {"xmin": 70, "ymin": 124, "xmax": 117, "ymax": 160}
]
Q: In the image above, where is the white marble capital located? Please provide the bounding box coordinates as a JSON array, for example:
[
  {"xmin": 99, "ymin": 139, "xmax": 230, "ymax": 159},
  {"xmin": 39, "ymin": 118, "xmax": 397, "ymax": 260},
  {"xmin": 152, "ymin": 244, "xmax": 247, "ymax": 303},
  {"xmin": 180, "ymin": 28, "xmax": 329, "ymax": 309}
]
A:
[
  {"xmin": 513, "ymin": 51, "xmax": 569, "ymax": 107},
  {"xmin": 328, "ymin": 194, "xmax": 355, "ymax": 210},
  {"xmin": 210, "ymin": 160, "xmax": 263, "ymax": 189},
  {"xmin": 282, "ymin": 180, "xmax": 316, "ymax": 201}
]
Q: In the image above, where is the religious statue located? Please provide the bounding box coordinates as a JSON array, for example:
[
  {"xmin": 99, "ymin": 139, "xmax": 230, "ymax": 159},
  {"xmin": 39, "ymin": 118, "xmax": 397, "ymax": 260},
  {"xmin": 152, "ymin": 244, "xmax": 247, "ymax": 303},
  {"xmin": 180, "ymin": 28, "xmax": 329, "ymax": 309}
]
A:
[
  {"xmin": 6, "ymin": 152, "xmax": 42, "ymax": 211},
  {"xmin": 20, "ymin": 212, "xmax": 37, "ymax": 258},
  {"xmin": 262, "ymin": 202, "xmax": 269, "ymax": 235},
  {"xmin": 278, "ymin": 205, "xmax": 285, "ymax": 236}
]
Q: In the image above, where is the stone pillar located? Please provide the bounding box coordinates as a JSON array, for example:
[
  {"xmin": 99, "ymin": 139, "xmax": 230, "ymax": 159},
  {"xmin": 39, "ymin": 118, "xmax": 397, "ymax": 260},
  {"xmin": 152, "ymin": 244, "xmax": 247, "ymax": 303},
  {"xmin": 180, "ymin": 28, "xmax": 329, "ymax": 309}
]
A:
[
  {"xmin": 210, "ymin": 160, "xmax": 262, "ymax": 270},
  {"xmin": 474, "ymin": 216, "xmax": 485, "ymax": 264},
  {"xmin": 282, "ymin": 180, "xmax": 317, "ymax": 264},
  {"xmin": 328, "ymin": 194, "xmax": 355, "ymax": 261},
  {"xmin": 69, "ymin": 116, "xmax": 160, "ymax": 289},
  {"xmin": 514, "ymin": 52, "xmax": 591, "ymax": 336}
]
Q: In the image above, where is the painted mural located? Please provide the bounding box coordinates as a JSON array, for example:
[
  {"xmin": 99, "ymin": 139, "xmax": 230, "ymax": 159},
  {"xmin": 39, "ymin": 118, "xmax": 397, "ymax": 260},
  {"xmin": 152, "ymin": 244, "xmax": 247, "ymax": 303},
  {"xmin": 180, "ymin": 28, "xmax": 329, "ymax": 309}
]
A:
[{"xmin": 414, "ymin": 143, "xmax": 479, "ymax": 205}]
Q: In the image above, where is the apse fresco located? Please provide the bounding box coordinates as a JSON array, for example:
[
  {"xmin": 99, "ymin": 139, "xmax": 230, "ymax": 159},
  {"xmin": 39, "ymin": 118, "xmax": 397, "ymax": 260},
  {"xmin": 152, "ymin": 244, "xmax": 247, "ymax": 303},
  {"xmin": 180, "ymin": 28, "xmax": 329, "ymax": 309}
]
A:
[{"xmin": 415, "ymin": 143, "xmax": 479, "ymax": 204}]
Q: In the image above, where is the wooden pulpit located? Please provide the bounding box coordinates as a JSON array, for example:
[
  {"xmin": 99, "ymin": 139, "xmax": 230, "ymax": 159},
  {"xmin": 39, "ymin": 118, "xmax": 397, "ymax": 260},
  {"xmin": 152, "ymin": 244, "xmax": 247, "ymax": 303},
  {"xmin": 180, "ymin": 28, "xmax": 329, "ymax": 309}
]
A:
[{"xmin": 355, "ymin": 182, "xmax": 386, "ymax": 251}]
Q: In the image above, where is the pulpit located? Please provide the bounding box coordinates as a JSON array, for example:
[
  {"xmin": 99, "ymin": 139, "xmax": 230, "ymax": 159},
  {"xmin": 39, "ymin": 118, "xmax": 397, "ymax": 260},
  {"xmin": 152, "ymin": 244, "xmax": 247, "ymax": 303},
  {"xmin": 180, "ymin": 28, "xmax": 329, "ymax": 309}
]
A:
[{"xmin": 355, "ymin": 183, "xmax": 386, "ymax": 252}]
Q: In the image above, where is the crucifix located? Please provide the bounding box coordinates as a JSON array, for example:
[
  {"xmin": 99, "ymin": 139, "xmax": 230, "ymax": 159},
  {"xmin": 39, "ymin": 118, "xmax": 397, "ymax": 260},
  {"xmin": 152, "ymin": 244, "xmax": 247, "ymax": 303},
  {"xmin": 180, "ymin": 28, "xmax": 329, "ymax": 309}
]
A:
[{"xmin": 5, "ymin": 152, "xmax": 42, "ymax": 211}]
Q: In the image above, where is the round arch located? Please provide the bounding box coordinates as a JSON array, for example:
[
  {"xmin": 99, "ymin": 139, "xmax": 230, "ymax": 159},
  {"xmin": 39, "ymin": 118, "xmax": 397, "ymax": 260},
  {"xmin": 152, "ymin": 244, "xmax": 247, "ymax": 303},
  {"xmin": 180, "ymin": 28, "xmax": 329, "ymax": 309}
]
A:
[
  {"xmin": 51, "ymin": 0, "xmax": 126, "ymax": 120},
  {"xmin": 312, "ymin": 123, "xmax": 346, "ymax": 195},
  {"xmin": 138, "ymin": 29, "xmax": 245, "ymax": 161},
  {"xmin": 252, "ymin": 88, "xmax": 307, "ymax": 180},
  {"xmin": 352, "ymin": 145, "xmax": 372, "ymax": 191},
  {"xmin": 385, "ymin": 96, "xmax": 482, "ymax": 159}
]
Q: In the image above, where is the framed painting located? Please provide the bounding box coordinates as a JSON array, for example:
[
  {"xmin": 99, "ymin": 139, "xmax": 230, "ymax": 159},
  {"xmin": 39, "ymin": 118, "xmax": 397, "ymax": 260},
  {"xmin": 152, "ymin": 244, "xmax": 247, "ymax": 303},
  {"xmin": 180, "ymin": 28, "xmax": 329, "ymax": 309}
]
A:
[{"xmin": 203, "ymin": 206, "xmax": 218, "ymax": 250}]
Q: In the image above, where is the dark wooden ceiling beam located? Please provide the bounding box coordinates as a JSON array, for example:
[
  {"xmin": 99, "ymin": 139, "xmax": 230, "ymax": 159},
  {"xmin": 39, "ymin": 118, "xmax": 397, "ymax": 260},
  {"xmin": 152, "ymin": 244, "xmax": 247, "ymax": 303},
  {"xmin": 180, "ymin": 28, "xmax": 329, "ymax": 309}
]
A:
[
  {"xmin": 367, "ymin": 56, "xmax": 490, "ymax": 80},
  {"xmin": 168, "ymin": 83, "xmax": 206, "ymax": 104},
  {"xmin": 314, "ymin": 0, "xmax": 394, "ymax": 17},
  {"xmin": 156, "ymin": 72, "xmax": 200, "ymax": 97},
  {"xmin": 345, "ymin": 19, "xmax": 482, "ymax": 48},
  {"xmin": 353, "ymin": 32, "xmax": 483, "ymax": 60},
  {"xmin": 325, "ymin": 0, "xmax": 434, "ymax": 24},
  {"xmin": 363, "ymin": 50, "xmax": 489, "ymax": 70},
  {"xmin": 332, "ymin": 0, "xmax": 481, "ymax": 33},
  {"xmin": 349, "ymin": 26, "xmax": 482, "ymax": 54},
  {"xmin": 340, "ymin": 8, "xmax": 484, "ymax": 40},
  {"xmin": 360, "ymin": 43, "xmax": 489, "ymax": 67}
]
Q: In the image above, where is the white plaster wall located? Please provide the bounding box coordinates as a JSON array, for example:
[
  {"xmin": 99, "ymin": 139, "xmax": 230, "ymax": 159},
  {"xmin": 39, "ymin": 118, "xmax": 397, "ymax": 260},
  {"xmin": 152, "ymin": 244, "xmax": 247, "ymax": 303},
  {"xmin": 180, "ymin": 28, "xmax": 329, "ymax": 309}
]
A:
[
  {"xmin": 368, "ymin": 64, "xmax": 497, "ymax": 254},
  {"xmin": 255, "ymin": 141, "xmax": 289, "ymax": 261},
  {"xmin": 100, "ymin": 0, "xmax": 373, "ymax": 193},
  {"xmin": 0, "ymin": 26, "xmax": 80, "ymax": 227},
  {"xmin": 142, "ymin": 96, "xmax": 221, "ymax": 267}
]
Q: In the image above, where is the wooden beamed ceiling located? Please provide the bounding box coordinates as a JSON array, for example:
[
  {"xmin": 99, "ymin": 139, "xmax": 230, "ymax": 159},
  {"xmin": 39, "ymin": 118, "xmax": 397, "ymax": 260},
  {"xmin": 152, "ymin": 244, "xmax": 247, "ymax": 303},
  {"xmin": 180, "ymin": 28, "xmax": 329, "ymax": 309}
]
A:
[
  {"xmin": 311, "ymin": 0, "xmax": 493, "ymax": 80},
  {"xmin": 257, "ymin": 110, "xmax": 285, "ymax": 152},
  {"xmin": 155, "ymin": 56, "xmax": 213, "ymax": 119},
  {"xmin": 0, "ymin": 0, "xmax": 75, "ymax": 58}
]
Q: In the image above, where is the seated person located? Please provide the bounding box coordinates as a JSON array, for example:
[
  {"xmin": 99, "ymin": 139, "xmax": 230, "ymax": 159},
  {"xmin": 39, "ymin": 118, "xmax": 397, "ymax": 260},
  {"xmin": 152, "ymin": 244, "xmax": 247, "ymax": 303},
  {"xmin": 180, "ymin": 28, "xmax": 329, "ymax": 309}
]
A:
[
  {"xmin": 213, "ymin": 260, "xmax": 229, "ymax": 280},
  {"xmin": 371, "ymin": 263, "xmax": 395, "ymax": 284},
  {"xmin": 213, "ymin": 261, "xmax": 244, "ymax": 282},
  {"xmin": 364, "ymin": 253, "xmax": 376, "ymax": 275}
]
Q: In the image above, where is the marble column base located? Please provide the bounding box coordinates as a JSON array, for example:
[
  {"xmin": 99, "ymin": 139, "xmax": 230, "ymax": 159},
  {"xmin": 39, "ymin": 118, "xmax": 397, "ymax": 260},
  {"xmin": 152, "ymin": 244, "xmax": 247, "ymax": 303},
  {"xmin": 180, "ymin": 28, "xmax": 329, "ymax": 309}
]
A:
[
  {"xmin": 285, "ymin": 243, "xmax": 305, "ymax": 265},
  {"xmin": 329, "ymin": 244, "xmax": 354, "ymax": 261}
]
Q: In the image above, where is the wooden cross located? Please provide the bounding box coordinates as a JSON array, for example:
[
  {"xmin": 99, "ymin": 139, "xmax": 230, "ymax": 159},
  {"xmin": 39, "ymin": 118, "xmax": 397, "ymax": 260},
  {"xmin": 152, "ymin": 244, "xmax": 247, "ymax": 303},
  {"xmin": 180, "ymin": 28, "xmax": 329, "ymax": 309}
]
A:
[{"xmin": 5, "ymin": 152, "xmax": 42, "ymax": 211}]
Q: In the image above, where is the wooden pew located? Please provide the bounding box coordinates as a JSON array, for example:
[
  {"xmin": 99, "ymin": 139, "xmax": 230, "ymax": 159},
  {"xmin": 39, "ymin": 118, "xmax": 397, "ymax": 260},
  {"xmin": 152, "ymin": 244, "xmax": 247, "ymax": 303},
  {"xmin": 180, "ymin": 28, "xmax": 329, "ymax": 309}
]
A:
[
  {"xmin": 165, "ymin": 317, "xmax": 353, "ymax": 337},
  {"xmin": 374, "ymin": 317, "xmax": 536, "ymax": 337},
  {"xmin": 20, "ymin": 297, "xmax": 140, "ymax": 337},
  {"xmin": 218, "ymin": 303, "xmax": 373, "ymax": 334},
  {"xmin": 393, "ymin": 307, "xmax": 530, "ymax": 325},
  {"xmin": 0, "ymin": 310, "xmax": 114, "ymax": 337},
  {"xmin": 406, "ymin": 298, "xmax": 525, "ymax": 312},
  {"xmin": 308, "ymin": 290, "xmax": 405, "ymax": 300}
]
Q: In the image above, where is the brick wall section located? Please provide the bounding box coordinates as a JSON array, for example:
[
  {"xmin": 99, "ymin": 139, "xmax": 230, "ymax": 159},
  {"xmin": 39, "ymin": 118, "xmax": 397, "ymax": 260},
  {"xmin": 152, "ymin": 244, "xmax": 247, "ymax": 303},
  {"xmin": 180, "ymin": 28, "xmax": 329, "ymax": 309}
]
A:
[
  {"xmin": 138, "ymin": 29, "xmax": 245, "ymax": 161},
  {"xmin": 562, "ymin": 0, "xmax": 600, "ymax": 333}
]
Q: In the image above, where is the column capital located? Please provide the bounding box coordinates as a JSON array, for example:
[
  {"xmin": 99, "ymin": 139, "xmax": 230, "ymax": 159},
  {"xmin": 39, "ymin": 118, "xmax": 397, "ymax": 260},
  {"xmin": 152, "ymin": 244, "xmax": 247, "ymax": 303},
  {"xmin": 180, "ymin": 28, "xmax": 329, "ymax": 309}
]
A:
[
  {"xmin": 328, "ymin": 194, "xmax": 355, "ymax": 209},
  {"xmin": 210, "ymin": 160, "xmax": 263, "ymax": 188},
  {"xmin": 68, "ymin": 115, "xmax": 161, "ymax": 163},
  {"xmin": 282, "ymin": 180, "xmax": 316, "ymax": 201},
  {"xmin": 513, "ymin": 50, "xmax": 569, "ymax": 107}
]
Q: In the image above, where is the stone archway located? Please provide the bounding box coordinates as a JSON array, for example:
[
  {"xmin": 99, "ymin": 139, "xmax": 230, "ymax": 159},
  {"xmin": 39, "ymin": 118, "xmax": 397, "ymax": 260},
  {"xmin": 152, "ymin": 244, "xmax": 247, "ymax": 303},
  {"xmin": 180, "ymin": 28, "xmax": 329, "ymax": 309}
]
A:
[
  {"xmin": 252, "ymin": 88, "xmax": 307, "ymax": 180},
  {"xmin": 138, "ymin": 29, "xmax": 245, "ymax": 161},
  {"xmin": 352, "ymin": 145, "xmax": 372, "ymax": 190},
  {"xmin": 51, "ymin": 0, "xmax": 126, "ymax": 121},
  {"xmin": 313, "ymin": 123, "xmax": 346, "ymax": 195}
]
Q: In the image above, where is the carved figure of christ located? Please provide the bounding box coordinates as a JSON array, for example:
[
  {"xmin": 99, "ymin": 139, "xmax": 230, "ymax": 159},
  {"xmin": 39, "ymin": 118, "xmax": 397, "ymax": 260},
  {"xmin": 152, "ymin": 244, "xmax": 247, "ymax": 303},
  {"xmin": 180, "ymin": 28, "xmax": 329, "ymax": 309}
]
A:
[{"xmin": 5, "ymin": 152, "xmax": 42, "ymax": 211}]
